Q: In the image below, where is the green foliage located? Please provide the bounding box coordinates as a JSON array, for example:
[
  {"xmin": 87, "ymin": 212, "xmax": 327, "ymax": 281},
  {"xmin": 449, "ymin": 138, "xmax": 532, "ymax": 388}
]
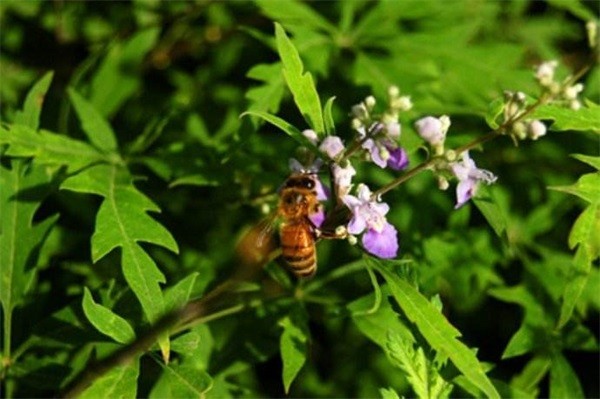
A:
[{"xmin": 0, "ymin": 1, "xmax": 598, "ymax": 398}]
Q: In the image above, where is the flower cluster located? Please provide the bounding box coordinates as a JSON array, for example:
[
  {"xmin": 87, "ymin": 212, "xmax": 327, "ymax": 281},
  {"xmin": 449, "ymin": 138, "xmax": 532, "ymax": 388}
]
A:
[
  {"xmin": 534, "ymin": 61, "xmax": 584, "ymax": 110},
  {"xmin": 414, "ymin": 116, "xmax": 498, "ymax": 208},
  {"xmin": 279, "ymin": 56, "xmax": 587, "ymax": 268},
  {"xmin": 289, "ymin": 88, "xmax": 413, "ymax": 259}
]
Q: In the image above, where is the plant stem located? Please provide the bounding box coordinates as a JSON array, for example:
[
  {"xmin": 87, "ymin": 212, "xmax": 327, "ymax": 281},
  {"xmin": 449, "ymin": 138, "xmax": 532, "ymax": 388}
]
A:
[{"xmin": 2, "ymin": 311, "xmax": 13, "ymax": 398}]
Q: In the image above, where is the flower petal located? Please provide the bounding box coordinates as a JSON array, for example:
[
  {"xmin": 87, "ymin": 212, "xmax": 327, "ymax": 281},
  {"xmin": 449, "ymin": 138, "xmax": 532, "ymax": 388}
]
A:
[
  {"xmin": 347, "ymin": 215, "xmax": 367, "ymax": 235},
  {"xmin": 362, "ymin": 223, "xmax": 399, "ymax": 258},
  {"xmin": 455, "ymin": 178, "xmax": 476, "ymax": 209},
  {"xmin": 387, "ymin": 147, "xmax": 409, "ymax": 170},
  {"xmin": 309, "ymin": 207, "xmax": 326, "ymax": 228}
]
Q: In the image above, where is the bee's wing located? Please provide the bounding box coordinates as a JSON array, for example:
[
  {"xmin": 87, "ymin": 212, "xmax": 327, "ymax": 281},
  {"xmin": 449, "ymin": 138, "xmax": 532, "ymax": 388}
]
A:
[{"xmin": 236, "ymin": 215, "xmax": 280, "ymax": 270}]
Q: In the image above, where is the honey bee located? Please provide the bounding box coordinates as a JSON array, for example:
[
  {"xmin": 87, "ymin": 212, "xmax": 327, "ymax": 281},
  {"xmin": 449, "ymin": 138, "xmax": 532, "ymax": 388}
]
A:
[{"xmin": 276, "ymin": 172, "xmax": 323, "ymax": 278}]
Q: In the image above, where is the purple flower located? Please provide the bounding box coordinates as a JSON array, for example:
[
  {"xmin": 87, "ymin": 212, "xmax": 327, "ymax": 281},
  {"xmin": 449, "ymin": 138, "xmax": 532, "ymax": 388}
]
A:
[
  {"xmin": 387, "ymin": 147, "xmax": 408, "ymax": 170},
  {"xmin": 451, "ymin": 152, "xmax": 497, "ymax": 208},
  {"xmin": 319, "ymin": 136, "xmax": 345, "ymax": 159},
  {"xmin": 362, "ymin": 138, "xmax": 388, "ymax": 168},
  {"xmin": 342, "ymin": 184, "xmax": 399, "ymax": 258}
]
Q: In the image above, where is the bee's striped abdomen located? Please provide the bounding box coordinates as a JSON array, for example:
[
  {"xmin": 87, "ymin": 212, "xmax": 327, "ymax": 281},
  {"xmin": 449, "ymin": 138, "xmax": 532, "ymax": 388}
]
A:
[{"xmin": 280, "ymin": 221, "xmax": 316, "ymax": 278}]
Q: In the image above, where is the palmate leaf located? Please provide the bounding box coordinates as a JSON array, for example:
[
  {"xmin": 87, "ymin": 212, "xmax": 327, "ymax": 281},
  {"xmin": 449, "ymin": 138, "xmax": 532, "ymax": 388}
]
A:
[
  {"xmin": 373, "ymin": 261, "xmax": 500, "ymax": 399},
  {"xmin": 245, "ymin": 63, "xmax": 285, "ymax": 116},
  {"xmin": 531, "ymin": 101, "xmax": 600, "ymax": 134},
  {"xmin": 61, "ymin": 163, "xmax": 178, "ymax": 325},
  {"xmin": 274, "ymin": 23, "xmax": 325, "ymax": 134},
  {"xmin": 550, "ymin": 157, "xmax": 600, "ymax": 328},
  {"xmin": 0, "ymin": 124, "xmax": 107, "ymax": 173},
  {"xmin": 386, "ymin": 332, "xmax": 453, "ymax": 399}
]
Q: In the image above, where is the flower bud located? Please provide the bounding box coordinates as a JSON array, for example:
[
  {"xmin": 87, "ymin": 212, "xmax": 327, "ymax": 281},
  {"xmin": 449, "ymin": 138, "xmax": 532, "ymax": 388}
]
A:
[
  {"xmin": 347, "ymin": 235, "xmax": 358, "ymax": 246},
  {"xmin": 527, "ymin": 120, "xmax": 546, "ymax": 140},
  {"xmin": 335, "ymin": 225, "xmax": 348, "ymax": 237},
  {"xmin": 302, "ymin": 129, "xmax": 319, "ymax": 145},
  {"xmin": 535, "ymin": 60, "xmax": 558, "ymax": 87},
  {"xmin": 365, "ymin": 95, "xmax": 376, "ymax": 109},
  {"xmin": 415, "ymin": 115, "xmax": 449, "ymax": 146},
  {"xmin": 437, "ymin": 176, "xmax": 449, "ymax": 190},
  {"xmin": 352, "ymin": 103, "xmax": 368, "ymax": 120},
  {"xmin": 563, "ymin": 83, "xmax": 584, "ymax": 100},
  {"xmin": 388, "ymin": 85, "xmax": 400, "ymax": 98},
  {"xmin": 513, "ymin": 121, "xmax": 527, "ymax": 140},
  {"xmin": 319, "ymin": 136, "xmax": 345, "ymax": 159},
  {"xmin": 351, "ymin": 118, "xmax": 363, "ymax": 131}
]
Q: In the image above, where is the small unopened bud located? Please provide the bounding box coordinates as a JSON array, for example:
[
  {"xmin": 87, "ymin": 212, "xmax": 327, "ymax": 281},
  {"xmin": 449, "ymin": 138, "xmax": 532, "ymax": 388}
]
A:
[
  {"xmin": 513, "ymin": 121, "xmax": 527, "ymax": 140},
  {"xmin": 445, "ymin": 149, "xmax": 457, "ymax": 162},
  {"xmin": 564, "ymin": 83, "xmax": 584, "ymax": 100},
  {"xmin": 515, "ymin": 91, "xmax": 527, "ymax": 104},
  {"xmin": 261, "ymin": 203, "xmax": 271, "ymax": 215},
  {"xmin": 527, "ymin": 120, "xmax": 546, "ymax": 140},
  {"xmin": 352, "ymin": 103, "xmax": 368, "ymax": 120},
  {"xmin": 388, "ymin": 85, "xmax": 400, "ymax": 98},
  {"xmin": 570, "ymin": 99, "xmax": 582, "ymax": 110},
  {"xmin": 437, "ymin": 176, "xmax": 449, "ymax": 190},
  {"xmin": 535, "ymin": 60, "xmax": 558, "ymax": 87},
  {"xmin": 392, "ymin": 96, "xmax": 413, "ymax": 111},
  {"xmin": 335, "ymin": 225, "xmax": 348, "ymax": 237},
  {"xmin": 347, "ymin": 235, "xmax": 358, "ymax": 245},
  {"xmin": 365, "ymin": 96, "xmax": 376, "ymax": 109},
  {"xmin": 351, "ymin": 118, "xmax": 363, "ymax": 131}
]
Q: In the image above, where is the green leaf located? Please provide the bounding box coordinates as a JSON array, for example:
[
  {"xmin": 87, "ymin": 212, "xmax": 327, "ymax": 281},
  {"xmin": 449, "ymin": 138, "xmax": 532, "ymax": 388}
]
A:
[
  {"xmin": 323, "ymin": 96, "xmax": 336, "ymax": 135},
  {"xmin": 274, "ymin": 23, "xmax": 325, "ymax": 134},
  {"xmin": 511, "ymin": 355, "xmax": 551, "ymax": 397},
  {"xmin": 551, "ymin": 172, "xmax": 600, "ymax": 204},
  {"xmin": 379, "ymin": 387, "xmax": 400, "ymax": 399},
  {"xmin": 0, "ymin": 124, "xmax": 107, "ymax": 173},
  {"xmin": 279, "ymin": 305, "xmax": 309, "ymax": 394},
  {"xmin": 549, "ymin": 352, "xmax": 585, "ymax": 399},
  {"xmin": 241, "ymin": 110, "xmax": 317, "ymax": 150},
  {"xmin": 0, "ymin": 162, "xmax": 57, "ymax": 349},
  {"xmin": 245, "ymin": 63, "xmax": 285, "ymax": 116},
  {"xmin": 349, "ymin": 287, "xmax": 414, "ymax": 350},
  {"xmin": 531, "ymin": 102, "xmax": 600, "ymax": 133},
  {"xmin": 89, "ymin": 28, "xmax": 160, "ymax": 117},
  {"xmin": 571, "ymin": 154, "xmax": 600, "ymax": 170},
  {"xmin": 484, "ymin": 97, "xmax": 504, "ymax": 129},
  {"xmin": 169, "ymin": 174, "xmax": 220, "ymax": 188},
  {"xmin": 501, "ymin": 323, "xmax": 544, "ymax": 359},
  {"xmin": 82, "ymin": 287, "xmax": 136, "ymax": 345},
  {"xmin": 79, "ymin": 357, "xmax": 140, "ymax": 399},
  {"xmin": 150, "ymin": 363, "xmax": 213, "ymax": 399},
  {"xmin": 558, "ymin": 245, "xmax": 593, "ymax": 329},
  {"xmin": 68, "ymin": 88, "xmax": 118, "ymax": 151},
  {"xmin": 13, "ymin": 71, "xmax": 53, "ymax": 130},
  {"xmin": 257, "ymin": 0, "xmax": 336, "ymax": 34},
  {"xmin": 373, "ymin": 262, "xmax": 500, "ymax": 399},
  {"xmin": 386, "ymin": 332, "xmax": 453, "ymax": 399},
  {"xmin": 61, "ymin": 164, "xmax": 178, "ymax": 325},
  {"xmin": 164, "ymin": 272, "xmax": 199, "ymax": 311},
  {"xmin": 473, "ymin": 185, "xmax": 508, "ymax": 237}
]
